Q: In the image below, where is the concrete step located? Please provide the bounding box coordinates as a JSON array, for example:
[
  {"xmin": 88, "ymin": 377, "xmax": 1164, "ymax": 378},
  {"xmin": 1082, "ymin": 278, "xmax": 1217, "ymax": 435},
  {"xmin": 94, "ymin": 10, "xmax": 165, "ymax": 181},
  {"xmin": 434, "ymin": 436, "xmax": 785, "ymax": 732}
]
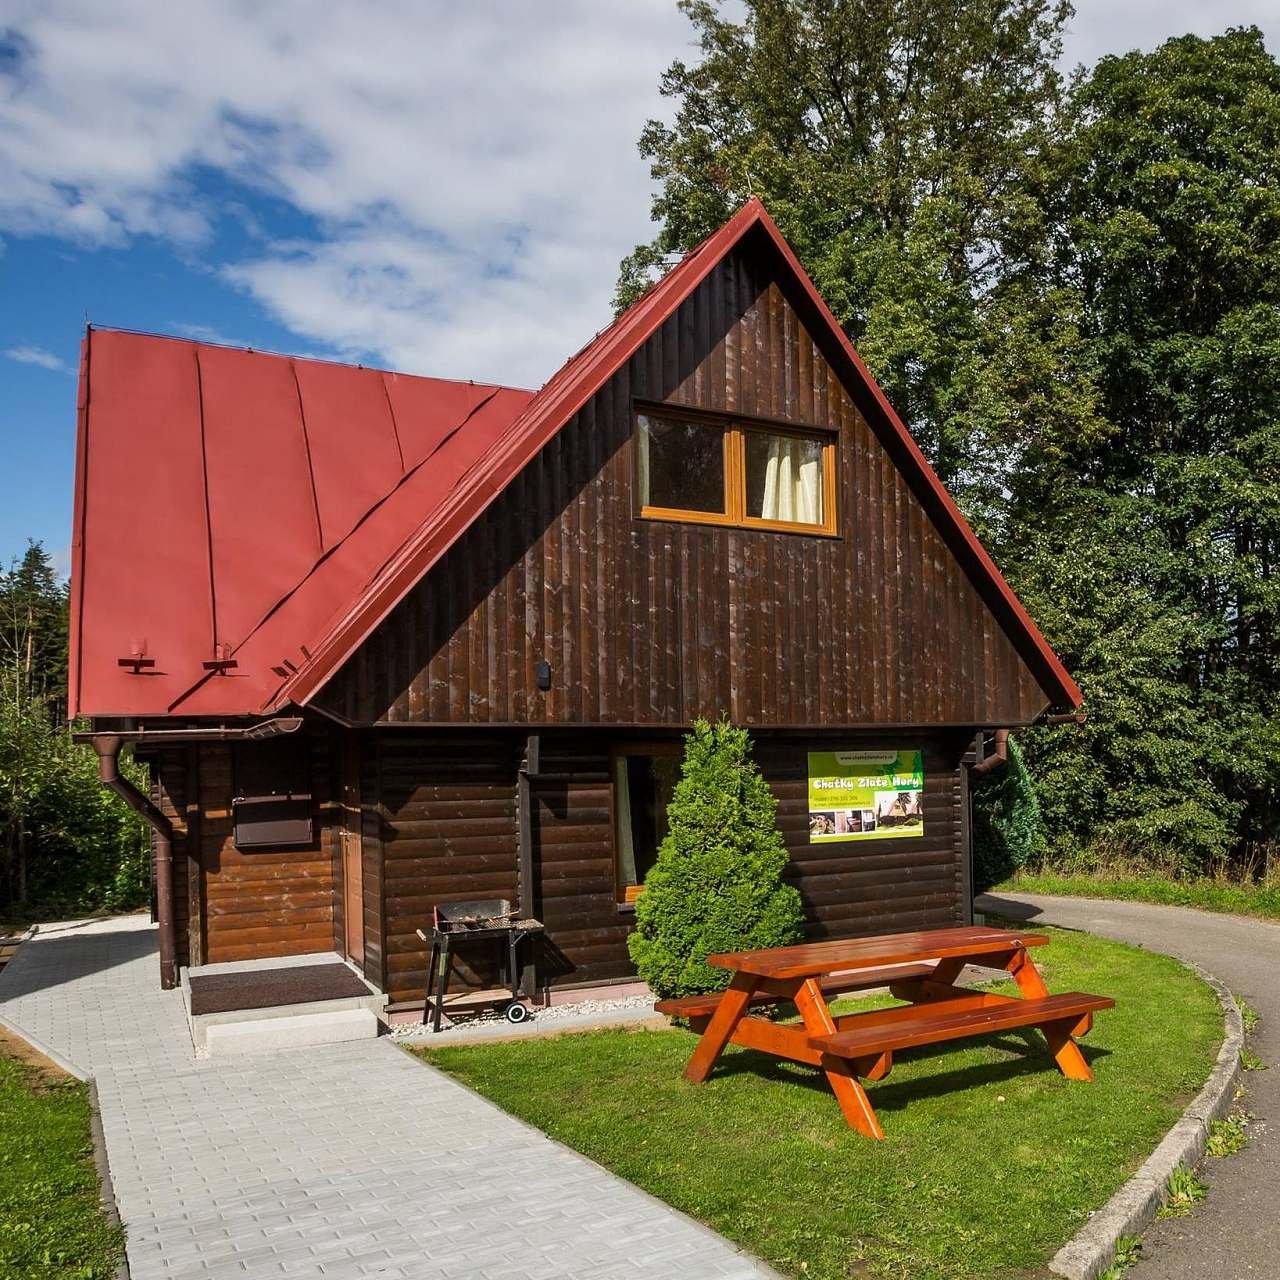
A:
[
  {"xmin": 181, "ymin": 951, "xmax": 389, "ymax": 1055},
  {"xmin": 204, "ymin": 1007, "xmax": 379, "ymax": 1056}
]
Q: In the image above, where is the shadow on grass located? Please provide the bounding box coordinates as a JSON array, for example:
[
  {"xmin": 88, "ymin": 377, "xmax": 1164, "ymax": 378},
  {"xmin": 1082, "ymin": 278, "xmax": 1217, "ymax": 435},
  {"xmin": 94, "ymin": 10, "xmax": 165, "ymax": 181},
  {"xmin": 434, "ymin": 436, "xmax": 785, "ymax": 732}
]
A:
[{"xmin": 706, "ymin": 1031, "xmax": 1111, "ymax": 1114}]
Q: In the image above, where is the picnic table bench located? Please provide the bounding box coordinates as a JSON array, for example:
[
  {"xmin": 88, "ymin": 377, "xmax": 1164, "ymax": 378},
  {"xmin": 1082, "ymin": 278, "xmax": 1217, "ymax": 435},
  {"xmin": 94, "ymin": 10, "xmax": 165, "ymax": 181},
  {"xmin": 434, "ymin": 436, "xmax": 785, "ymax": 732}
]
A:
[{"xmin": 655, "ymin": 925, "xmax": 1113, "ymax": 1139}]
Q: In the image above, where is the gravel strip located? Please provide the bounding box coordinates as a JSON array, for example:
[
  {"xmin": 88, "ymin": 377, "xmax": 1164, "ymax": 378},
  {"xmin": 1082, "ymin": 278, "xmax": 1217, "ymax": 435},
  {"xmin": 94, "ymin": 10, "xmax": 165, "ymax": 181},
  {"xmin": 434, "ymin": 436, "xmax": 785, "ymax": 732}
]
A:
[{"xmin": 390, "ymin": 993, "xmax": 660, "ymax": 1044}]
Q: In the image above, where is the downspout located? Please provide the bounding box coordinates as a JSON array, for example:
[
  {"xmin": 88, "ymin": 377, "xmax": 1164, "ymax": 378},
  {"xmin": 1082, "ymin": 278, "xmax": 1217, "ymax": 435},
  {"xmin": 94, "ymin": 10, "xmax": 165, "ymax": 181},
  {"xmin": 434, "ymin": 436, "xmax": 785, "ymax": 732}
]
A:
[
  {"xmin": 973, "ymin": 712, "xmax": 1085, "ymax": 777},
  {"xmin": 972, "ymin": 728, "xmax": 1009, "ymax": 777},
  {"xmin": 92, "ymin": 735, "xmax": 177, "ymax": 989}
]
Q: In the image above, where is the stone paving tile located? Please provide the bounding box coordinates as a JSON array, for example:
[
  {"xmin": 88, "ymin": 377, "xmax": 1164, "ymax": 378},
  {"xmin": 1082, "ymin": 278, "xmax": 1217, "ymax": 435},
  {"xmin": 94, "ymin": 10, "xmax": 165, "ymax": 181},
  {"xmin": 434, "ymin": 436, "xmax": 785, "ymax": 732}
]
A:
[{"xmin": 0, "ymin": 917, "xmax": 778, "ymax": 1280}]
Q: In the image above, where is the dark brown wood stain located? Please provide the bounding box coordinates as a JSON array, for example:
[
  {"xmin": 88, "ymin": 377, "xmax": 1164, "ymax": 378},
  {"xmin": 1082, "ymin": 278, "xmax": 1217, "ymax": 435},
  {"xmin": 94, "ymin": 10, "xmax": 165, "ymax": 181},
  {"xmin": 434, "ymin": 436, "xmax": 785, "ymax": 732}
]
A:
[
  {"xmin": 144, "ymin": 238, "xmax": 1051, "ymax": 995},
  {"xmin": 316, "ymin": 242, "xmax": 1051, "ymax": 729}
]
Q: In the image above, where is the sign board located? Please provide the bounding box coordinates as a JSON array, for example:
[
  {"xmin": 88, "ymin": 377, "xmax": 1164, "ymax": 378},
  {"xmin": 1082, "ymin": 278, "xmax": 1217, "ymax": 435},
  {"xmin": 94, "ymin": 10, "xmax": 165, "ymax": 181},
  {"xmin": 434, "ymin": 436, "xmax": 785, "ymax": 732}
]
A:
[{"xmin": 806, "ymin": 749, "xmax": 925, "ymax": 843}]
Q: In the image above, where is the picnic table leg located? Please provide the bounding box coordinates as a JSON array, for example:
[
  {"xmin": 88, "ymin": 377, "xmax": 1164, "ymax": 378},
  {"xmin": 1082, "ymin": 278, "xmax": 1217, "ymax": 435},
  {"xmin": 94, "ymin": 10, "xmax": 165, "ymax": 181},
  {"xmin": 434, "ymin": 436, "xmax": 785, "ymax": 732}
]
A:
[
  {"xmin": 1041, "ymin": 1015, "xmax": 1094, "ymax": 1081},
  {"xmin": 1007, "ymin": 947, "xmax": 1050, "ymax": 999},
  {"xmin": 792, "ymin": 977, "xmax": 886, "ymax": 1139},
  {"xmin": 1009, "ymin": 947, "xmax": 1093, "ymax": 1080},
  {"xmin": 819, "ymin": 1054, "xmax": 885, "ymax": 1138},
  {"xmin": 683, "ymin": 972, "xmax": 759, "ymax": 1083},
  {"xmin": 927, "ymin": 956, "xmax": 966, "ymax": 988}
]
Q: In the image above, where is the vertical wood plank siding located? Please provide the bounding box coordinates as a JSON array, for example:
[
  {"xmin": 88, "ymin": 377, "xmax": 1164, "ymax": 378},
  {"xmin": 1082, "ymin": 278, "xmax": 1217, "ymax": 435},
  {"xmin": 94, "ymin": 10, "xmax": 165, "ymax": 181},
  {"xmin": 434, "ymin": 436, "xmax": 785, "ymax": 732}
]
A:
[
  {"xmin": 141, "ymin": 238, "xmax": 1044, "ymax": 991},
  {"xmin": 317, "ymin": 242, "xmax": 1049, "ymax": 728}
]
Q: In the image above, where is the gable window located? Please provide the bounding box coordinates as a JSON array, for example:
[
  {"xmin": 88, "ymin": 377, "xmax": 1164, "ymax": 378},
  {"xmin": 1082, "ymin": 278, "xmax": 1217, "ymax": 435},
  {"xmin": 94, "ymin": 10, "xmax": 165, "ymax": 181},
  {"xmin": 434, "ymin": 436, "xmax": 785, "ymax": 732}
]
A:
[
  {"xmin": 637, "ymin": 414, "xmax": 726, "ymax": 515},
  {"xmin": 613, "ymin": 744, "xmax": 682, "ymax": 904},
  {"xmin": 636, "ymin": 409, "xmax": 836, "ymax": 534}
]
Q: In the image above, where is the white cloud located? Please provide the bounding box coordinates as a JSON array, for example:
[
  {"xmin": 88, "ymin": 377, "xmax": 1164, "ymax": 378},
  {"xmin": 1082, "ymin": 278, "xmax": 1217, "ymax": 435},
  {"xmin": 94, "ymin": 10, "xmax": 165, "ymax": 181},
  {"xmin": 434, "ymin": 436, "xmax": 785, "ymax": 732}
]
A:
[
  {"xmin": 1062, "ymin": 1, "xmax": 1276, "ymax": 69},
  {"xmin": 1, "ymin": 2, "xmax": 1274, "ymax": 387},
  {"xmin": 5, "ymin": 343, "xmax": 73, "ymax": 373},
  {"xmin": 0, "ymin": 1, "xmax": 693, "ymax": 386}
]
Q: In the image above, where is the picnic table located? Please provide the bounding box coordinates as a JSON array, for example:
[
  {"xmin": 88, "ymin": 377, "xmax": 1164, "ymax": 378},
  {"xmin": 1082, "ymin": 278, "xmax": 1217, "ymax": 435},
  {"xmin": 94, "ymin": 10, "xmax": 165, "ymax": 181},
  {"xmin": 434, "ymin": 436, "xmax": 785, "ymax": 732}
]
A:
[{"xmin": 655, "ymin": 925, "xmax": 1113, "ymax": 1139}]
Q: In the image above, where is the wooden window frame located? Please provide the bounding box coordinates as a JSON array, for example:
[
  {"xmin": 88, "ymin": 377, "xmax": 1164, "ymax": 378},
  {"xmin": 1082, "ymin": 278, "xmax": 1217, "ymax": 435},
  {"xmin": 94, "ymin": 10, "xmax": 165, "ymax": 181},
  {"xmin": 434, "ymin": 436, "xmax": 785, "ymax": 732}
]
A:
[
  {"xmin": 634, "ymin": 403, "xmax": 839, "ymax": 537},
  {"xmin": 612, "ymin": 741, "xmax": 683, "ymax": 907}
]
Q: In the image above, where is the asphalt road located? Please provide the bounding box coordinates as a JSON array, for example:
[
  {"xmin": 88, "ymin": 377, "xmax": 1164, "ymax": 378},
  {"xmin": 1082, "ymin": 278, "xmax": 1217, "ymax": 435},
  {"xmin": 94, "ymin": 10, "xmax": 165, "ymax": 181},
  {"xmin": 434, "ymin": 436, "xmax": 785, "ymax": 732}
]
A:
[{"xmin": 977, "ymin": 892, "xmax": 1279, "ymax": 1280}]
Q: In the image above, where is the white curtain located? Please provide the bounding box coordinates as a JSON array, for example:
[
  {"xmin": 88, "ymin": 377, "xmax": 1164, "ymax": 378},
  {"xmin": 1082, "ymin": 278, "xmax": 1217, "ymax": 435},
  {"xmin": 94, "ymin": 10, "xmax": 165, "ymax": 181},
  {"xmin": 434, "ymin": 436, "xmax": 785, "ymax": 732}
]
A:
[
  {"xmin": 614, "ymin": 757, "xmax": 638, "ymax": 887},
  {"xmin": 636, "ymin": 417, "xmax": 652, "ymax": 507},
  {"xmin": 760, "ymin": 436, "xmax": 822, "ymax": 523}
]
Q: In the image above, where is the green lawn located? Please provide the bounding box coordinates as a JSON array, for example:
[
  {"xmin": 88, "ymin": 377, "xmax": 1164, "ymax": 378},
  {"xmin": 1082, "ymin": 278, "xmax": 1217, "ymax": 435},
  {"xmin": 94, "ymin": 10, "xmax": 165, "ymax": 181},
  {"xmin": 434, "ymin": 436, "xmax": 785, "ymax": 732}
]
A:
[
  {"xmin": 997, "ymin": 869, "xmax": 1280, "ymax": 923},
  {"xmin": 0, "ymin": 1035, "xmax": 125, "ymax": 1279},
  {"xmin": 417, "ymin": 927, "xmax": 1221, "ymax": 1280}
]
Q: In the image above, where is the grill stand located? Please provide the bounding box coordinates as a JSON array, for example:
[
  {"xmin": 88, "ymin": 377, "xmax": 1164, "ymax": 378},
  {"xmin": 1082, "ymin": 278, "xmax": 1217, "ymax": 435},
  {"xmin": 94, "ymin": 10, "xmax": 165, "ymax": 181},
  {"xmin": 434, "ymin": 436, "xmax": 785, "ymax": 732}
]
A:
[{"xmin": 418, "ymin": 899, "xmax": 544, "ymax": 1033}]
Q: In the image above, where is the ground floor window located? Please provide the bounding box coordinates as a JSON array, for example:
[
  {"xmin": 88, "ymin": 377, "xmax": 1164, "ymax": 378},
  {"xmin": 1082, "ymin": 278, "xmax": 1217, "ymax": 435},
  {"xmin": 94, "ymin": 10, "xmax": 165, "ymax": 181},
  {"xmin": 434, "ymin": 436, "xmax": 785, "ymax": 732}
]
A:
[{"xmin": 613, "ymin": 745, "xmax": 681, "ymax": 903}]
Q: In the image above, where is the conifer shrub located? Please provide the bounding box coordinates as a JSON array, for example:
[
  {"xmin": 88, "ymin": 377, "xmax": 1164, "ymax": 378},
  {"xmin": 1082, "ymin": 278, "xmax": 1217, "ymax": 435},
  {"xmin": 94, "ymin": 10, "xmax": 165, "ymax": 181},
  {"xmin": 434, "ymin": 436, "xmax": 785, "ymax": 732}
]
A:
[
  {"xmin": 972, "ymin": 735, "xmax": 1048, "ymax": 892},
  {"xmin": 627, "ymin": 718, "xmax": 805, "ymax": 998}
]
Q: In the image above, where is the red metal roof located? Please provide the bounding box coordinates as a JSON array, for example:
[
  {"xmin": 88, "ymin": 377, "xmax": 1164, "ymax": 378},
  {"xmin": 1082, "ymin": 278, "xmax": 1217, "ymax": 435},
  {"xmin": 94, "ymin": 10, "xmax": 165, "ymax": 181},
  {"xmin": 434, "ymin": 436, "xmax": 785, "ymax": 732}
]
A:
[
  {"xmin": 68, "ymin": 331, "xmax": 532, "ymax": 717},
  {"xmin": 69, "ymin": 198, "xmax": 1081, "ymax": 720}
]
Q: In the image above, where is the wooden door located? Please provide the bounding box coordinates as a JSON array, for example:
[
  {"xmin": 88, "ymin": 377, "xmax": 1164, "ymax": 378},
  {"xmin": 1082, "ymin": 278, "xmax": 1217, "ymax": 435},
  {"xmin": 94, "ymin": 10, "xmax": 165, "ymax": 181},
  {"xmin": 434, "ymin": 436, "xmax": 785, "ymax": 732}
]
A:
[{"xmin": 340, "ymin": 737, "xmax": 365, "ymax": 964}]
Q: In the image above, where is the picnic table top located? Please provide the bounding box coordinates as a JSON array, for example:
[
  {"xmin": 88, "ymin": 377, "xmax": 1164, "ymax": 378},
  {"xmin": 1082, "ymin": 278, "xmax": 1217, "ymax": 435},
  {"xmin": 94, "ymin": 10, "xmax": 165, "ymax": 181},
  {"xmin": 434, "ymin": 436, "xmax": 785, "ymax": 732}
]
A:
[{"xmin": 706, "ymin": 925, "xmax": 1049, "ymax": 980}]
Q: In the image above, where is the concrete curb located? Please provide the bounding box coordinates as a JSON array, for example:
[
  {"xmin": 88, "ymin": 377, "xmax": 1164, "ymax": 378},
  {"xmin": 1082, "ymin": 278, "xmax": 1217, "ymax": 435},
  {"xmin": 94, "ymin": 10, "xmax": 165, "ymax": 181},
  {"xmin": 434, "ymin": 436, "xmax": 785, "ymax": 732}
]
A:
[
  {"xmin": 87, "ymin": 1078, "xmax": 132, "ymax": 1280},
  {"xmin": 1049, "ymin": 963, "xmax": 1244, "ymax": 1280},
  {"xmin": 0, "ymin": 1010, "xmax": 88, "ymax": 1080}
]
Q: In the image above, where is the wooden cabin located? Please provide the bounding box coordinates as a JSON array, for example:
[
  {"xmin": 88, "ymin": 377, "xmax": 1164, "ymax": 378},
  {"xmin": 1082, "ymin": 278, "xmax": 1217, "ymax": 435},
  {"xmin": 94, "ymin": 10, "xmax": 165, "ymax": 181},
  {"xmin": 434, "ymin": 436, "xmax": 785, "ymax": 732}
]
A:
[{"xmin": 68, "ymin": 199, "xmax": 1081, "ymax": 1003}]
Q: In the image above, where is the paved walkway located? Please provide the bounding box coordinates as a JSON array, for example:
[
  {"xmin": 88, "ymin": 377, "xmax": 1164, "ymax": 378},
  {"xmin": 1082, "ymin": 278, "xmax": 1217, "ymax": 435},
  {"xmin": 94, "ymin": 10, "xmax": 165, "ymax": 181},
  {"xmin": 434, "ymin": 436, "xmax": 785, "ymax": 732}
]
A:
[
  {"xmin": 0, "ymin": 916, "xmax": 776, "ymax": 1280},
  {"xmin": 979, "ymin": 892, "xmax": 1280, "ymax": 1280}
]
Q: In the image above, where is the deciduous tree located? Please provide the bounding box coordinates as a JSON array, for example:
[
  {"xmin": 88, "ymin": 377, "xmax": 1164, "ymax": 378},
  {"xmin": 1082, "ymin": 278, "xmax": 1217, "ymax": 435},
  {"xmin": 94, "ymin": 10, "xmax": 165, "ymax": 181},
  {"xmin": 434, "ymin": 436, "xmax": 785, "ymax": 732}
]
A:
[
  {"xmin": 1013, "ymin": 29, "xmax": 1280, "ymax": 871},
  {"xmin": 618, "ymin": 0, "xmax": 1103, "ymax": 531}
]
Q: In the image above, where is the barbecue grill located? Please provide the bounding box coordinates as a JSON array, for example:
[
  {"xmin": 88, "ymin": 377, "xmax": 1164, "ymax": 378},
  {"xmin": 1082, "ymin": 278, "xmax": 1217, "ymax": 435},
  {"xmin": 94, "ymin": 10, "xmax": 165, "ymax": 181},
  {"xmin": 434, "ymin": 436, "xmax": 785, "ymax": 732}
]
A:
[{"xmin": 417, "ymin": 898, "xmax": 544, "ymax": 1032}]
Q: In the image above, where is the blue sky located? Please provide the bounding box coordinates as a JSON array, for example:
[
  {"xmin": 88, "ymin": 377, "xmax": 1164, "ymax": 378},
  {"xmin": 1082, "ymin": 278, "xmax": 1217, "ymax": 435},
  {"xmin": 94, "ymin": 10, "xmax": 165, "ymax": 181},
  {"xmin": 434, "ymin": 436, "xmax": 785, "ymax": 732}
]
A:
[
  {"xmin": 2, "ymin": 175, "xmax": 331, "ymax": 573},
  {"xmin": 2, "ymin": 0, "xmax": 1277, "ymax": 573}
]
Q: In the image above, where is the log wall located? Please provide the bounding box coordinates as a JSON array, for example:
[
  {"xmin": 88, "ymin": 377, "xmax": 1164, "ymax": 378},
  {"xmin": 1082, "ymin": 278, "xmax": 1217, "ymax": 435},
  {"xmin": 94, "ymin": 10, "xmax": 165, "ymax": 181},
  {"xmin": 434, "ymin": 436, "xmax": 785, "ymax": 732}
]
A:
[
  {"xmin": 153, "ymin": 726, "xmax": 971, "ymax": 998},
  {"xmin": 372, "ymin": 733, "xmax": 521, "ymax": 1001},
  {"xmin": 367, "ymin": 728, "xmax": 971, "ymax": 1005},
  {"xmin": 150, "ymin": 736, "xmax": 338, "ymax": 966}
]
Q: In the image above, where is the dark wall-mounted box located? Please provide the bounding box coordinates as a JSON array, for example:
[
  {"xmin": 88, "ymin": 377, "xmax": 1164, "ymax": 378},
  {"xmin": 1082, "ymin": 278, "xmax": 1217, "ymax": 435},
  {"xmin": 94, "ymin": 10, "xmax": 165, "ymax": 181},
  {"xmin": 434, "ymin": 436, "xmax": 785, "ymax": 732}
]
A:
[
  {"xmin": 231, "ymin": 736, "xmax": 314, "ymax": 850},
  {"xmin": 230, "ymin": 794, "xmax": 314, "ymax": 849}
]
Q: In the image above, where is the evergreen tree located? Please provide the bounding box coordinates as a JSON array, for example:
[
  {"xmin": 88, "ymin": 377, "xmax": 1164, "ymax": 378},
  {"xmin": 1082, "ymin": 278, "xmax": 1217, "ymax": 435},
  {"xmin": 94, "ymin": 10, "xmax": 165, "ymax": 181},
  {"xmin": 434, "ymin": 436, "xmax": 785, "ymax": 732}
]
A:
[
  {"xmin": 0, "ymin": 543, "xmax": 68, "ymax": 716},
  {"xmin": 972, "ymin": 737, "xmax": 1048, "ymax": 891},
  {"xmin": 0, "ymin": 543, "xmax": 67, "ymax": 903},
  {"xmin": 628, "ymin": 718, "xmax": 805, "ymax": 998},
  {"xmin": 0, "ymin": 542, "xmax": 147, "ymax": 910}
]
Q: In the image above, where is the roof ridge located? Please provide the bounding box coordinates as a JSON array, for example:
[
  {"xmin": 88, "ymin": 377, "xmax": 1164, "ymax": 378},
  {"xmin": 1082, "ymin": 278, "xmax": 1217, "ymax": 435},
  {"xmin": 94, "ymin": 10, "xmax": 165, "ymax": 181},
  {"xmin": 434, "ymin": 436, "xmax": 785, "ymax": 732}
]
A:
[{"xmin": 83, "ymin": 324, "xmax": 534, "ymax": 393}]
